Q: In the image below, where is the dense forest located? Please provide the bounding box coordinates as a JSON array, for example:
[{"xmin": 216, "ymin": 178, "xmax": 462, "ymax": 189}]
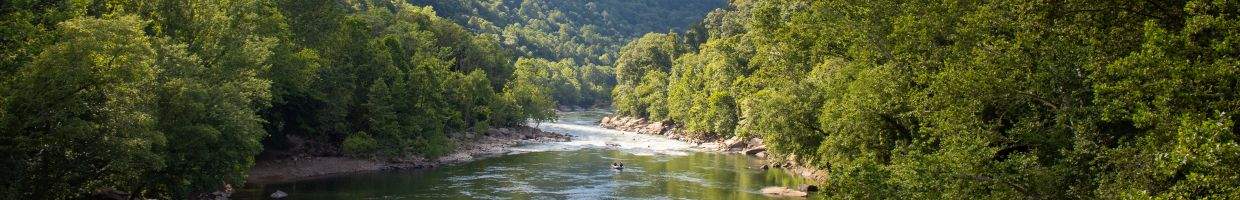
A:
[
  {"xmin": 3, "ymin": 0, "xmax": 1237, "ymax": 199},
  {"xmin": 0, "ymin": 0, "xmax": 553, "ymax": 198},
  {"xmin": 0, "ymin": 0, "xmax": 727, "ymax": 198},
  {"xmin": 411, "ymin": 0, "xmax": 726, "ymax": 66},
  {"xmin": 613, "ymin": 0, "xmax": 1239, "ymax": 198},
  {"xmin": 409, "ymin": 0, "xmax": 727, "ymax": 107}
]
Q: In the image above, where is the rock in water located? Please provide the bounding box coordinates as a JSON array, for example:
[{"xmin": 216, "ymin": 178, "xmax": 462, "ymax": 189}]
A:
[
  {"xmin": 270, "ymin": 190, "xmax": 288, "ymax": 199},
  {"xmin": 723, "ymin": 136, "xmax": 747, "ymax": 150},
  {"xmin": 760, "ymin": 186, "xmax": 808, "ymax": 197}
]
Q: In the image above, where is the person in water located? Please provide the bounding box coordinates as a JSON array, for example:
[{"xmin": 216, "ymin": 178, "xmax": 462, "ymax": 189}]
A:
[{"xmin": 611, "ymin": 162, "xmax": 625, "ymax": 170}]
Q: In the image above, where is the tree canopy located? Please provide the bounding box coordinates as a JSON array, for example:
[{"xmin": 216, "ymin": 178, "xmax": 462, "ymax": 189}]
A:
[
  {"xmin": 613, "ymin": 0, "xmax": 1240, "ymax": 198},
  {"xmin": 409, "ymin": 0, "xmax": 726, "ymax": 66},
  {"xmin": 402, "ymin": 0, "xmax": 726, "ymax": 107},
  {"xmin": 0, "ymin": 0, "xmax": 562, "ymax": 198}
]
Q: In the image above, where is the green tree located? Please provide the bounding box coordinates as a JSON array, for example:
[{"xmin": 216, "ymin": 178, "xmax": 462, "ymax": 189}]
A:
[
  {"xmin": 613, "ymin": 33, "xmax": 679, "ymax": 116},
  {"xmin": 611, "ymin": 0, "xmax": 1240, "ymax": 198},
  {"xmin": 0, "ymin": 16, "xmax": 162, "ymax": 199},
  {"xmin": 666, "ymin": 38, "xmax": 749, "ymax": 137},
  {"xmin": 0, "ymin": 0, "xmax": 574, "ymax": 198},
  {"xmin": 494, "ymin": 81, "xmax": 557, "ymax": 126},
  {"xmin": 149, "ymin": 38, "xmax": 273, "ymax": 197},
  {"xmin": 1091, "ymin": 17, "xmax": 1240, "ymax": 198},
  {"xmin": 636, "ymin": 70, "xmax": 670, "ymax": 120},
  {"xmin": 448, "ymin": 70, "xmax": 499, "ymax": 132}
]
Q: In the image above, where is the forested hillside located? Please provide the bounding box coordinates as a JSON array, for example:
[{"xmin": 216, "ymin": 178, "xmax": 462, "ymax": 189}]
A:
[
  {"xmin": 5, "ymin": 0, "xmax": 1234, "ymax": 199},
  {"xmin": 0, "ymin": 0, "xmax": 554, "ymax": 198},
  {"xmin": 409, "ymin": 0, "xmax": 727, "ymax": 107},
  {"xmin": 410, "ymin": 0, "xmax": 726, "ymax": 66},
  {"xmin": 614, "ymin": 0, "xmax": 1240, "ymax": 198}
]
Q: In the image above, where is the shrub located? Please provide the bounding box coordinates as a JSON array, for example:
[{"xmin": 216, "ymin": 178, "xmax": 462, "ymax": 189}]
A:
[{"xmin": 342, "ymin": 132, "xmax": 379, "ymax": 157}]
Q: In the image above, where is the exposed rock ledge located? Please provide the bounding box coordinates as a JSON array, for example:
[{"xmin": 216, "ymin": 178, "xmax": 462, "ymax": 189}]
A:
[
  {"xmin": 599, "ymin": 115, "xmax": 828, "ymax": 181},
  {"xmin": 245, "ymin": 126, "xmax": 571, "ymax": 185}
]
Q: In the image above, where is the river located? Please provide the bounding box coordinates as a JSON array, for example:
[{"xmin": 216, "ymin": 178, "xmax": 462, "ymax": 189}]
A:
[{"xmin": 240, "ymin": 110, "xmax": 820, "ymax": 199}]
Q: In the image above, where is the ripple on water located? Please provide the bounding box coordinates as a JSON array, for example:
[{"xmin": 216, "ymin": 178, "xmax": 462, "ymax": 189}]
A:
[
  {"xmin": 445, "ymin": 172, "xmax": 506, "ymax": 182},
  {"xmin": 663, "ymin": 171, "xmax": 715, "ymax": 188}
]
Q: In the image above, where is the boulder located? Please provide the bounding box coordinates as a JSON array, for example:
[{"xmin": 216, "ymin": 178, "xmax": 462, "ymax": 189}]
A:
[
  {"xmin": 602, "ymin": 118, "xmax": 615, "ymax": 128},
  {"xmin": 797, "ymin": 184, "xmax": 820, "ymax": 192},
  {"xmin": 270, "ymin": 190, "xmax": 288, "ymax": 199},
  {"xmin": 696, "ymin": 141, "xmax": 721, "ymax": 149},
  {"xmin": 642, "ymin": 122, "xmax": 666, "ymax": 134},
  {"xmin": 622, "ymin": 118, "xmax": 643, "ymax": 129},
  {"xmin": 755, "ymin": 151, "xmax": 767, "ymax": 158},
  {"xmin": 743, "ymin": 146, "xmax": 767, "ymax": 155},
  {"xmin": 723, "ymin": 136, "xmax": 747, "ymax": 150},
  {"xmin": 760, "ymin": 186, "xmax": 808, "ymax": 197}
]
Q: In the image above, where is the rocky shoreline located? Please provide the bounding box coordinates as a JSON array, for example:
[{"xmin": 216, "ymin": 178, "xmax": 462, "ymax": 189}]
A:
[
  {"xmin": 245, "ymin": 126, "xmax": 571, "ymax": 185},
  {"xmin": 599, "ymin": 116, "xmax": 828, "ymax": 181}
]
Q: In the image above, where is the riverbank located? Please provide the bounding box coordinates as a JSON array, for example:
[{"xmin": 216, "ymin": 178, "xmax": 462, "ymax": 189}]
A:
[
  {"xmin": 599, "ymin": 116, "xmax": 828, "ymax": 181},
  {"xmin": 245, "ymin": 126, "xmax": 571, "ymax": 185}
]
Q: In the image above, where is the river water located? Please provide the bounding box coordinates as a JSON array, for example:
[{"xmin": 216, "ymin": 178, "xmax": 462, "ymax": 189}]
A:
[{"xmin": 241, "ymin": 110, "xmax": 820, "ymax": 199}]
